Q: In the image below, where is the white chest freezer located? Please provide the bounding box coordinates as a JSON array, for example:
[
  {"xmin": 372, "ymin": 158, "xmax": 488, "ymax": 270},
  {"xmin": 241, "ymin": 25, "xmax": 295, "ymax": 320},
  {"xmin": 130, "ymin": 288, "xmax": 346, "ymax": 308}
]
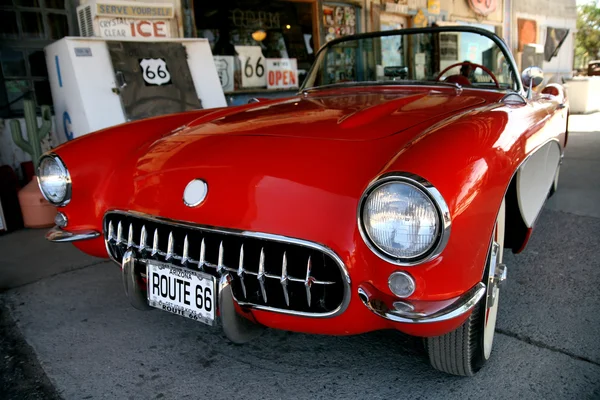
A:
[{"xmin": 45, "ymin": 37, "xmax": 226, "ymax": 143}]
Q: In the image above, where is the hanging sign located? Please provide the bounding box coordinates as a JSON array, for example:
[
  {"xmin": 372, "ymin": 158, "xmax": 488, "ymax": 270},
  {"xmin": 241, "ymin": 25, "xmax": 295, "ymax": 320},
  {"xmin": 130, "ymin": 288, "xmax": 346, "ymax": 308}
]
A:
[
  {"xmin": 235, "ymin": 45, "xmax": 266, "ymax": 88},
  {"xmin": 266, "ymin": 58, "xmax": 298, "ymax": 89},
  {"xmin": 213, "ymin": 56, "xmax": 234, "ymax": 92},
  {"xmin": 413, "ymin": 9, "xmax": 427, "ymax": 28},
  {"xmin": 98, "ymin": 18, "xmax": 170, "ymax": 38},
  {"xmin": 468, "ymin": 0, "xmax": 497, "ymax": 16},
  {"xmin": 427, "ymin": 0, "xmax": 440, "ymax": 15}
]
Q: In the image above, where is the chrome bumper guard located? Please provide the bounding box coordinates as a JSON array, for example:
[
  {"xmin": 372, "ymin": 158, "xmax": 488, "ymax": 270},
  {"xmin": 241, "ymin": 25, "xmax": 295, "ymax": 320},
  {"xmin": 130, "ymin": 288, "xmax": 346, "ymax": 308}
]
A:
[
  {"xmin": 120, "ymin": 249, "xmax": 265, "ymax": 343},
  {"xmin": 358, "ymin": 282, "xmax": 486, "ymax": 324},
  {"xmin": 46, "ymin": 226, "xmax": 100, "ymax": 242}
]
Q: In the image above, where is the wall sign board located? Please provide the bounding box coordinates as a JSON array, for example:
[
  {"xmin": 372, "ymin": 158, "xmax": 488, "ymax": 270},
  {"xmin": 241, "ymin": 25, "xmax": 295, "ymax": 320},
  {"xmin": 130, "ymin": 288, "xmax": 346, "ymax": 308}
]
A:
[{"xmin": 468, "ymin": 0, "xmax": 497, "ymax": 17}]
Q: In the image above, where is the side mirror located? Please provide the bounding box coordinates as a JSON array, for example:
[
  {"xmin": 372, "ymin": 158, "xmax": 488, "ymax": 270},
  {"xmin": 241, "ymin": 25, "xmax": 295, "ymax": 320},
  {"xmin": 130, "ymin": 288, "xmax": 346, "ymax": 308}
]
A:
[
  {"xmin": 522, "ymin": 67, "xmax": 544, "ymax": 89},
  {"xmin": 521, "ymin": 67, "xmax": 544, "ymax": 99}
]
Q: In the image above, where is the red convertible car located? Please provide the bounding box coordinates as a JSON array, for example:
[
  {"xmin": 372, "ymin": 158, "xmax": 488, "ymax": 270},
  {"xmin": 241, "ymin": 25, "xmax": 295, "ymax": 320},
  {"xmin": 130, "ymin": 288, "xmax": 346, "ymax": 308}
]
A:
[{"xmin": 40, "ymin": 27, "xmax": 568, "ymax": 376}]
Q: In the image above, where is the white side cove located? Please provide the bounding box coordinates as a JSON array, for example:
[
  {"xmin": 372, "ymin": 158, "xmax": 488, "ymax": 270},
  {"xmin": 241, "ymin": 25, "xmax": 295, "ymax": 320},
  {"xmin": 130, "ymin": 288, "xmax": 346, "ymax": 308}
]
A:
[{"xmin": 516, "ymin": 141, "xmax": 562, "ymax": 227}]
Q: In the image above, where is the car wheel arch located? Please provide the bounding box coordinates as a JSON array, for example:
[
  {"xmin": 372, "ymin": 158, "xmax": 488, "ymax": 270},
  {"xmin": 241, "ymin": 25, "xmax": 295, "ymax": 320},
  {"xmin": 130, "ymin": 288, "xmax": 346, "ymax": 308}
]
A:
[{"xmin": 503, "ymin": 139, "xmax": 562, "ymax": 253}]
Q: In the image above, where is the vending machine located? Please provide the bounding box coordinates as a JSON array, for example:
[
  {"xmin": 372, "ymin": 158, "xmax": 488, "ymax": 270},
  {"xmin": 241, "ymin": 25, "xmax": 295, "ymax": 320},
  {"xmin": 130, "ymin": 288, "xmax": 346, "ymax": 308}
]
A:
[{"xmin": 45, "ymin": 37, "xmax": 226, "ymax": 142}]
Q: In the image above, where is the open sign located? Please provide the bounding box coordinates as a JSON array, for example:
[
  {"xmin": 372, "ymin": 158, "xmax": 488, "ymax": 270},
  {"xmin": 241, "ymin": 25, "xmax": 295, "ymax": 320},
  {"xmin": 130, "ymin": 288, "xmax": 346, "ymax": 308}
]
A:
[{"xmin": 266, "ymin": 58, "xmax": 298, "ymax": 89}]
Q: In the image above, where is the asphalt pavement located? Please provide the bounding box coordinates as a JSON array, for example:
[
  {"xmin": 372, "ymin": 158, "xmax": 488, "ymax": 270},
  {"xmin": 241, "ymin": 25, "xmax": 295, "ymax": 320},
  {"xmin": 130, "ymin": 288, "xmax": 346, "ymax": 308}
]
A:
[{"xmin": 1, "ymin": 114, "xmax": 599, "ymax": 399}]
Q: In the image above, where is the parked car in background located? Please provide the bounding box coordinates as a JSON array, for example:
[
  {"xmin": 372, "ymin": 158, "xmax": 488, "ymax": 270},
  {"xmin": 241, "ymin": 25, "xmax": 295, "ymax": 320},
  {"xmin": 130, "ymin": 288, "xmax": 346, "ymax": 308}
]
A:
[
  {"xmin": 39, "ymin": 26, "xmax": 568, "ymax": 376},
  {"xmin": 588, "ymin": 60, "xmax": 600, "ymax": 76}
]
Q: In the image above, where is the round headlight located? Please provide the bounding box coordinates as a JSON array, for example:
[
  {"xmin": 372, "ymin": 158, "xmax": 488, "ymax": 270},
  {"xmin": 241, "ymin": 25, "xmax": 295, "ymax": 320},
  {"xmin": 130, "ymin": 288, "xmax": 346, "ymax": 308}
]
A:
[
  {"xmin": 360, "ymin": 175, "xmax": 450, "ymax": 264},
  {"xmin": 38, "ymin": 155, "xmax": 71, "ymax": 206}
]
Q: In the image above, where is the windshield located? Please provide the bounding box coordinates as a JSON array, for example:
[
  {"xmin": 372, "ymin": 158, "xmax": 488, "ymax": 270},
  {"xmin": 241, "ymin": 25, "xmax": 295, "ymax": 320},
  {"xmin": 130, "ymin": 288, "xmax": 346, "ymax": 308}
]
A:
[{"xmin": 303, "ymin": 28, "xmax": 519, "ymax": 92}]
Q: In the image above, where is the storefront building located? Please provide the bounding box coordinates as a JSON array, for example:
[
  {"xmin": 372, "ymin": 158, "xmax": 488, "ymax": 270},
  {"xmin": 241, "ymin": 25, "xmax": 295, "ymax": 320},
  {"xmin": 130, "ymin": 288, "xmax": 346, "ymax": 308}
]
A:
[
  {"xmin": 0, "ymin": 0, "xmax": 77, "ymax": 118},
  {"xmin": 1, "ymin": 0, "xmax": 514, "ymax": 115},
  {"xmin": 188, "ymin": 0, "xmax": 368, "ymax": 105},
  {"xmin": 185, "ymin": 0, "xmax": 513, "ymax": 105},
  {"xmin": 512, "ymin": 0, "xmax": 576, "ymax": 81}
]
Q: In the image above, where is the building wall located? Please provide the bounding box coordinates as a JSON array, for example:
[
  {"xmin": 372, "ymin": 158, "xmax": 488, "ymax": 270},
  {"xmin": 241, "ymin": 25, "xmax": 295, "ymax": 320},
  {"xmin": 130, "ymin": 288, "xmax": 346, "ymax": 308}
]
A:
[
  {"xmin": 76, "ymin": 0, "xmax": 184, "ymax": 38},
  {"xmin": 512, "ymin": 0, "xmax": 577, "ymax": 77},
  {"xmin": 513, "ymin": 0, "xmax": 577, "ymax": 19},
  {"xmin": 442, "ymin": 0, "xmax": 504, "ymax": 25}
]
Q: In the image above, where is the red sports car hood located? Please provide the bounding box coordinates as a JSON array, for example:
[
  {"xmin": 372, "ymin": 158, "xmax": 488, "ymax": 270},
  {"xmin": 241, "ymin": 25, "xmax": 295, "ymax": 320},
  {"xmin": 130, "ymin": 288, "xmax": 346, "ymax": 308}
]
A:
[{"xmin": 182, "ymin": 90, "xmax": 486, "ymax": 141}]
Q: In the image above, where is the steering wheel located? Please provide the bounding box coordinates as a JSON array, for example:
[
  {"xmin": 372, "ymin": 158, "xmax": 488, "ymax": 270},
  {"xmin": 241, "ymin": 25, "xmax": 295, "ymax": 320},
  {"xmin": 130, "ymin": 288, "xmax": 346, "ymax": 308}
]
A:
[{"xmin": 436, "ymin": 61, "xmax": 500, "ymax": 89}]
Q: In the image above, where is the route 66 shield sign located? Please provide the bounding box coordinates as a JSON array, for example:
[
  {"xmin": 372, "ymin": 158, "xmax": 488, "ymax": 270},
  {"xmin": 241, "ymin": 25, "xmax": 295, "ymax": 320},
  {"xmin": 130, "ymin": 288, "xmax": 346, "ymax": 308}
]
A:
[{"xmin": 139, "ymin": 58, "xmax": 171, "ymax": 86}]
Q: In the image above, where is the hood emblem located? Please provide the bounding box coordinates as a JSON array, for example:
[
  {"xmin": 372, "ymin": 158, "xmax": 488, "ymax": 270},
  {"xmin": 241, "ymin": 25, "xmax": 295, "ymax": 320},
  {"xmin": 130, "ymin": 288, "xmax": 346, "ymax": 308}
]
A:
[{"xmin": 183, "ymin": 179, "xmax": 208, "ymax": 207}]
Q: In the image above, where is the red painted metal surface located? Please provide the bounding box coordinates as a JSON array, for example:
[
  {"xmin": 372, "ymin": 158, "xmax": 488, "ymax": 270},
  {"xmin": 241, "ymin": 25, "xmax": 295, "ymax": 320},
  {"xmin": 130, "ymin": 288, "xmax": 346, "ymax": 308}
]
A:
[{"xmin": 52, "ymin": 85, "xmax": 568, "ymax": 337}]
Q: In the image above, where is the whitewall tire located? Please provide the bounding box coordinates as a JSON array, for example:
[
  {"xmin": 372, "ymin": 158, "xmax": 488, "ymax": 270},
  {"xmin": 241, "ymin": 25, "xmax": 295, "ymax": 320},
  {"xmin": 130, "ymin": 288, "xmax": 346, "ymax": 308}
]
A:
[{"xmin": 426, "ymin": 199, "xmax": 506, "ymax": 376}]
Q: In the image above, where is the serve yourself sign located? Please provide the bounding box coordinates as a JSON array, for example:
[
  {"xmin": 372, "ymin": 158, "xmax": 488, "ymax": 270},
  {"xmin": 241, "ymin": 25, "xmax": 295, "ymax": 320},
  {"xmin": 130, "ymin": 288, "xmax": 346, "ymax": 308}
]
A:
[{"xmin": 266, "ymin": 58, "xmax": 298, "ymax": 89}]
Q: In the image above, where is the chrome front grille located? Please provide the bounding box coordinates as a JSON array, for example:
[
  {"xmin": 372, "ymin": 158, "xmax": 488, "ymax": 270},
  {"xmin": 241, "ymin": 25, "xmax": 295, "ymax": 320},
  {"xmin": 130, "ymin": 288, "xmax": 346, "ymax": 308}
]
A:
[{"xmin": 103, "ymin": 211, "xmax": 350, "ymax": 317}]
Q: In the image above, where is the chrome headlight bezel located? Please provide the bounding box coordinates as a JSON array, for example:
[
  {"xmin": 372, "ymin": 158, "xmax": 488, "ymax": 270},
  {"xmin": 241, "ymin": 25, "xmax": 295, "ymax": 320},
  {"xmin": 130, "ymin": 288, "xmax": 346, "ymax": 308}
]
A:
[
  {"xmin": 358, "ymin": 173, "xmax": 451, "ymax": 266},
  {"xmin": 37, "ymin": 153, "xmax": 72, "ymax": 207}
]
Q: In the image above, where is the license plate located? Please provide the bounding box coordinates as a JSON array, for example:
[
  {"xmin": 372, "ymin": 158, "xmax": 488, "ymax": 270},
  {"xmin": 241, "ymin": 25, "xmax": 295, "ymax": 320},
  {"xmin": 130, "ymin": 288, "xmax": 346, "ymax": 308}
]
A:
[{"xmin": 146, "ymin": 260, "xmax": 216, "ymax": 325}]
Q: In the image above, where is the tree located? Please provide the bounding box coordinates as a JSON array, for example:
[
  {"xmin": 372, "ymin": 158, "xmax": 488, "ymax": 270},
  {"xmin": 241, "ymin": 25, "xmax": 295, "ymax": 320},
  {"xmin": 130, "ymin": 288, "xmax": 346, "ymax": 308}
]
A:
[{"xmin": 575, "ymin": 3, "xmax": 600, "ymax": 69}]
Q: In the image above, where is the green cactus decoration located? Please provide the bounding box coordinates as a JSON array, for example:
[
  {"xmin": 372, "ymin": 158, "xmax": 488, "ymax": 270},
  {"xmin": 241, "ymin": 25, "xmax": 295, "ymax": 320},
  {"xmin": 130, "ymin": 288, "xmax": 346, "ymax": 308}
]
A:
[{"xmin": 10, "ymin": 100, "xmax": 52, "ymax": 172}]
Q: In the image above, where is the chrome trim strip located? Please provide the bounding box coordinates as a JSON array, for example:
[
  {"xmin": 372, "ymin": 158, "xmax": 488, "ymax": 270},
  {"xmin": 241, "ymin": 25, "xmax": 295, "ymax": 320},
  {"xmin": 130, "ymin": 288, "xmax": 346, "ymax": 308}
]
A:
[
  {"xmin": 358, "ymin": 282, "xmax": 486, "ymax": 324},
  {"xmin": 500, "ymin": 93, "xmax": 527, "ymax": 105},
  {"xmin": 237, "ymin": 245, "xmax": 247, "ymax": 298},
  {"xmin": 257, "ymin": 247, "xmax": 267, "ymax": 303},
  {"xmin": 46, "ymin": 226, "xmax": 100, "ymax": 243},
  {"xmin": 357, "ymin": 172, "xmax": 452, "ymax": 266},
  {"xmin": 103, "ymin": 210, "xmax": 352, "ymax": 318},
  {"xmin": 304, "ymin": 256, "xmax": 313, "ymax": 307},
  {"xmin": 37, "ymin": 153, "xmax": 72, "ymax": 207},
  {"xmin": 280, "ymin": 252, "xmax": 289, "ymax": 307}
]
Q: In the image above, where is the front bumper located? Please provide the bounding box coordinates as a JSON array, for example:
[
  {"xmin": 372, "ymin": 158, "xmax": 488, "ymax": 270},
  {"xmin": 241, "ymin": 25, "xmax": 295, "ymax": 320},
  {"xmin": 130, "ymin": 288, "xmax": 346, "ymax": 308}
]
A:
[
  {"xmin": 46, "ymin": 223, "xmax": 483, "ymax": 337},
  {"xmin": 358, "ymin": 282, "xmax": 485, "ymax": 324},
  {"xmin": 46, "ymin": 226, "xmax": 100, "ymax": 242}
]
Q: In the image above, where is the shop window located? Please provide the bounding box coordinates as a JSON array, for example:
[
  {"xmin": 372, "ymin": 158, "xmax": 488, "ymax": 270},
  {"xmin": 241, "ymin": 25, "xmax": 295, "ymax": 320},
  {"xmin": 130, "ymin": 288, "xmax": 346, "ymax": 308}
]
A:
[
  {"xmin": 15, "ymin": 0, "xmax": 40, "ymax": 6},
  {"xmin": 1, "ymin": 49, "xmax": 26, "ymax": 76},
  {"xmin": 4, "ymin": 79, "xmax": 31, "ymax": 113},
  {"xmin": 33, "ymin": 79, "xmax": 51, "ymax": 104},
  {"xmin": 0, "ymin": 11, "xmax": 19, "ymax": 38},
  {"xmin": 195, "ymin": 0, "xmax": 317, "ymax": 93},
  {"xmin": 21, "ymin": 11, "xmax": 45, "ymax": 38},
  {"xmin": 48, "ymin": 12, "xmax": 68, "ymax": 39},
  {"xmin": 321, "ymin": 2, "xmax": 359, "ymax": 42},
  {"xmin": 28, "ymin": 50, "xmax": 48, "ymax": 76},
  {"xmin": 0, "ymin": 0, "xmax": 72, "ymax": 116},
  {"xmin": 45, "ymin": 0, "xmax": 64, "ymax": 9}
]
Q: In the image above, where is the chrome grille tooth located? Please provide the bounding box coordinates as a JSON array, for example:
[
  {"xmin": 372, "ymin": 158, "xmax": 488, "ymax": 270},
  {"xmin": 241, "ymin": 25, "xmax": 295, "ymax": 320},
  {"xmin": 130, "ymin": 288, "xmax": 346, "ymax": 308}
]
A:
[
  {"xmin": 181, "ymin": 235, "xmax": 189, "ymax": 264},
  {"xmin": 140, "ymin": 225, "xmax": 147, "ymax": 250},
  {"xmin": 217, "ymin": 241, "xmax": 225, "ymax": 274},
  {"xmin": 108, "ymin": 221, "xmax": 115, "ymax": 241},
  {"xmin": 280, "ymin": 251, "xmax": 289, "ymax": 307},
  {"xmin": 151, "ymin": 229, "xmax": 159, "ymax": 256},
  {"xmin": 166, "ymin": 231, "xmax": 174, "ymax": 260},
  {"xmin": 257, "ymin": 247, "xmax": 267, "ymax": 303},
  {"xmin": 198, "ymin": 238, "xmax": 206, "ymax": 270},
  {"xmin": 116, "ymin": 221, "xmax": 123, "ymax": 244},
  {"xmin": 305, "ymin": 256, "xmax": 313, "ymax": 307},
  {"xmin": 237, "ymin": 244, "xmax": 247, "ymax": 298},
  {"xmin": 127, "ymin": 223, "xmax": 134, "ymax": 248}
]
